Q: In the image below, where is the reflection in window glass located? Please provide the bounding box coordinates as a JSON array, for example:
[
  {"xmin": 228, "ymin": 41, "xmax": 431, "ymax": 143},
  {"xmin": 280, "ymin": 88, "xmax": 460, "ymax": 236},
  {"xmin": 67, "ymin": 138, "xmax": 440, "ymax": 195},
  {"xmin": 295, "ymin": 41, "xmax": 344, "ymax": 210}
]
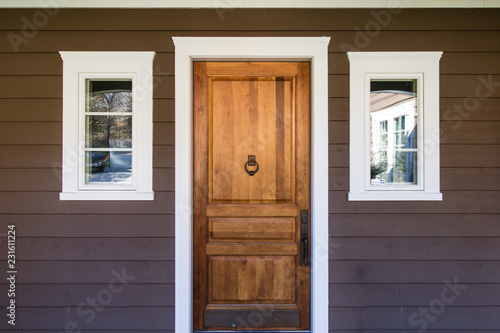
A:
[
  {"xmin": 370, "ymin": 80, "xmax": 417, "ymax": 185},
  {"xmin": 84, "ymin": 80, "xmax": 132, "ymax": 185}
]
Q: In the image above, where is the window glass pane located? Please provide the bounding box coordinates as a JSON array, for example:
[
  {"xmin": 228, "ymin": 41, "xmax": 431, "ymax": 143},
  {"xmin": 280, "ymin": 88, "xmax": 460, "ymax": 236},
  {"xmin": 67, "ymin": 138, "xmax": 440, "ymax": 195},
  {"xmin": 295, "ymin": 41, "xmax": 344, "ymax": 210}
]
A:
[
  {"xmin": 85, "ymin": 151, "xmax": 132, "ymax": 185},
  {"xmin": 370, "ymin": 79, "xmax": 418, "ymax": 185},
  {"xmin": 85, "ymin": 115, "xmax": 132, "ymax": 148},
  {"xmin": 84, "ymin": 79, "xmax": 133, "ymax": 186},
  {"xmin": 86, "ymin": 80, "xmax": 132, "ymax": 113}
]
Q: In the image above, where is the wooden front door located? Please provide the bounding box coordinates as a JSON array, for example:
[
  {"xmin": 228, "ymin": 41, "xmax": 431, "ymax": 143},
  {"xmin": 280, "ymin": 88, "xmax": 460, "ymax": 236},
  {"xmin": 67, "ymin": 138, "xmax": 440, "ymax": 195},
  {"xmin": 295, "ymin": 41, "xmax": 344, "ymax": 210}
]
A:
[{"xmin": 193, "ymin": 62, "xmax": 311, "ymax": 331}]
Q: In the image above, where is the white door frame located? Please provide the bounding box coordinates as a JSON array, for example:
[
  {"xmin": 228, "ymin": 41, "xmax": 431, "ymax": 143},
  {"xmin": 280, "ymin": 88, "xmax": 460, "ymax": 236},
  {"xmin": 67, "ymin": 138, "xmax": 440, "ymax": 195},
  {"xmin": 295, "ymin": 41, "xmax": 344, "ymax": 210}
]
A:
[{"xmin": 173, "ymin": 36, "xmax": 330, "ymax": 333}]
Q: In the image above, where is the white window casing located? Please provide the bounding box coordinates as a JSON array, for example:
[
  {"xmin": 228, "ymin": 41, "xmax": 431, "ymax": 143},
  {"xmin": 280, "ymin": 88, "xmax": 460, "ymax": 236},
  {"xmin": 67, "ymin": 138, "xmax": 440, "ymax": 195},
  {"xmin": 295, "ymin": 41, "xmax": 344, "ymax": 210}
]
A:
[
  {"xmin": 347, "ymin": 52, "xmax": 443, "ymax": 201},
  {"xmin": 59, "ymin": 51, "xmax": 155, "ymax": 201}
]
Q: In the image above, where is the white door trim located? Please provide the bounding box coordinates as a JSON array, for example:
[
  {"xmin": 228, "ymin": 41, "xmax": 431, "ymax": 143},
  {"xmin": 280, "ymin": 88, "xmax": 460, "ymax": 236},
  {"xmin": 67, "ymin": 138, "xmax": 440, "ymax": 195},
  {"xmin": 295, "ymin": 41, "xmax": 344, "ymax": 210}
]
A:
[{"xmin": 173, "ymin": 36, "xmax": 330, "ymax": 333}]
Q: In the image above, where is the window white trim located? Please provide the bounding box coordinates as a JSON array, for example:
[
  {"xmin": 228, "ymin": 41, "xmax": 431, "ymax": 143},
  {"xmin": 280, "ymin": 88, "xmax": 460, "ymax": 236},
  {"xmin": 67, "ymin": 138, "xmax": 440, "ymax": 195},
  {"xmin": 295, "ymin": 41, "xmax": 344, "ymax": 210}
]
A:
[
  {"xmin": 173, "ymin": 37, "xmax": 330, "ymax": 333},
  {"xmin": 347, "ymin": 51, "xmax": 443, "ymax": 201},
  {"xmin": 3, "ymin": 0, "xmax": 499, "ymax": 8},
  {"xmin": 59, "ymin": 51, "xmax": 155, "ymax": 201}
]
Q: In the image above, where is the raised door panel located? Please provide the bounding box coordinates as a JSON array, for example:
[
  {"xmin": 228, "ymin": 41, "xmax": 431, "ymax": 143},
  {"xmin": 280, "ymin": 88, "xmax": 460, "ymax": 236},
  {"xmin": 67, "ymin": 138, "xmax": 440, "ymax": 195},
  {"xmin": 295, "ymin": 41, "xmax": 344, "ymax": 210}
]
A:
[{"xmin": 210, "ymin": 77, "xmax": 295, "ymax": 203}]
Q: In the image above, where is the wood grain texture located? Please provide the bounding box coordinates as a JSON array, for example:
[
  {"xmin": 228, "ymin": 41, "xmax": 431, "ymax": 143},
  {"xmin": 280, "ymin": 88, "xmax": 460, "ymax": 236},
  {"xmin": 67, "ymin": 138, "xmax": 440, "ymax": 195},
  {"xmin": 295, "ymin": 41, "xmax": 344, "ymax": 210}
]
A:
[
  {"xmin": 204, "ymin": 309, "xmax": 300, "ymax": 328},
  {"xmin": 209, "ymin": 256, "xmax": 295, "ymax": 302},
  {"xmin": 210, "ymin": 217, "xmax": 295, "ymax": 241},
  {"xmin": 194, "ymin": 62, "xmax": 310, "ymax": 329},
  {"xmin": 209, "ymin": 75, "xmax": 294, "ymax": 203}
]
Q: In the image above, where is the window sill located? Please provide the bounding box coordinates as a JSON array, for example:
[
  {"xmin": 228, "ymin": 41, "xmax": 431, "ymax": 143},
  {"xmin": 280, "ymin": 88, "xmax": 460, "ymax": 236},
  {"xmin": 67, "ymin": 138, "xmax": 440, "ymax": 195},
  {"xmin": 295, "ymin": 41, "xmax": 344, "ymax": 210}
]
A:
[
  {"xmin": 60, "ymin": 191, "xmax": 155, "ymax": 201},
  {"xmin": 348, "ymin": 192, "xmax": 443, "ymax": 201}
]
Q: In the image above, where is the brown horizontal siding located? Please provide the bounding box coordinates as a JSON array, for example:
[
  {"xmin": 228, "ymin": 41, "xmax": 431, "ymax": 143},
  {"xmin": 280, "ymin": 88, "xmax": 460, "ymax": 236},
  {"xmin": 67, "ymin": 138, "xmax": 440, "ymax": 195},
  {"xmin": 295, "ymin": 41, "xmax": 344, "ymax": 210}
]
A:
[
  {"xmin": 329, "ymin": 191, "xmax": 500, "ymax": 214},
  {"xmin": 328, "ymin": 144, "xmax": 349, "ymax": 167},
  {"xmin": 0, "ymin": 307, "xmax": 174, "ymax": 330},
  {"xmin": 0, "ymin": 75, "xmax": 175, "ymax": 99},
  {"xmin": 329, "ymin": 237, "xmax": 500, "ymax": 260},
  {"xmin": 441, "ymin": 145, "xmax": 500, "ymax": 167},
  {"xmin": 441, "ymin": 97, "xmax": 500, "ymax": 121},
  {"xmin": 0, "ymin": 329, "xmax": 173, "ymax": 333},
  {"xmin": 1, "ymin": 9, "xmax": 500, "ymax": 31},
  {"xmin": 0, "ymin": 284, "xmax": 174, "ymax": 306},
  {"xmin": 329, "ymin": 307, "xmax": 500, "ymax": 330},
  {"xmin": 327, "ymin": 75, "xmax": 500, "ymax": 98},
  {"xmin": 0, "ymin": 238, "xmax": 175, "ymax": 260},
  {"xmin": 1, "ymin": 31, "xmax": 500, "ymax": 53},
  {"xmin": 0, "ymin": 99, "xmax": 62, "ymax": 121},
  {"xmin": 329, "ymin": 284, "xmax": 500, "ymax": 306},
  {"xmin": 0, "ymin": 192, "xmax": 175, "ymax": 214},
  {"xmin": 330, "ymin": 214, "xmax": 500, "ymax": 237},
  {"xmin": 0, "ymin": 215, "xmax": 174, "ymax": 237},
  {"xmin": 330, "ymin": 261, "xmax": 500, "ymax": 283},
  {"xmin": 0, "ymin": 7, "xmax": 498, "ymax": 332},
  {"xmin": 0, "ymin": 52, "xmax": 176, "ymax": 76},
  {"xmin": 329, "ymin": 331, "xmax": 494, "ymax": 333},
  {"xmin": 14, "ymin": 261, "xmax": 174, "ymax": 283},
  {"xmin": 329, "ymin": 52, "xmax": 500, "ymax": 75},
  {"xmin": 3, "ymin": 52, "xmax": 500, "ymax": 77}
]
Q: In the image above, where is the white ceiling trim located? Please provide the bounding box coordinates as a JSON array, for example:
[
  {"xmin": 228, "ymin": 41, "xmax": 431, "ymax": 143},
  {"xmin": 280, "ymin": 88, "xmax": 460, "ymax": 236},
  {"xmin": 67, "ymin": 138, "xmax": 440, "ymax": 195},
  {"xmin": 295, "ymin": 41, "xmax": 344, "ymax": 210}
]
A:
[{"xmin": 2, "ymin": 0, "xmax": 500, "ymax": 8}]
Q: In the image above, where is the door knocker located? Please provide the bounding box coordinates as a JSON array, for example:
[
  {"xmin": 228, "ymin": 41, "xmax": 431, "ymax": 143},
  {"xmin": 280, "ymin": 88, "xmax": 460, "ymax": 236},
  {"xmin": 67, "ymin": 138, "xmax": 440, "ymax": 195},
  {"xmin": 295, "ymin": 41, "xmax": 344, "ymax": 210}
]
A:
[{"xmin": 244, "ymin": 155, "xmax": 259, "ymax": 176}]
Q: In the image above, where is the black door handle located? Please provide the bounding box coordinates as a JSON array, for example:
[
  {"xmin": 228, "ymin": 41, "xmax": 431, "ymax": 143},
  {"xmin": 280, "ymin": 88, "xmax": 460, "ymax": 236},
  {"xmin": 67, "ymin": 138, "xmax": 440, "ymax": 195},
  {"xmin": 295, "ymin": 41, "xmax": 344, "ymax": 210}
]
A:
[
  {"xmin": 300, "ymin": 210, "xmax": 309, "ymax": 267},
  {"xmin": 301, "ymin": 236, "xmax": 308, "ymax": 267}
]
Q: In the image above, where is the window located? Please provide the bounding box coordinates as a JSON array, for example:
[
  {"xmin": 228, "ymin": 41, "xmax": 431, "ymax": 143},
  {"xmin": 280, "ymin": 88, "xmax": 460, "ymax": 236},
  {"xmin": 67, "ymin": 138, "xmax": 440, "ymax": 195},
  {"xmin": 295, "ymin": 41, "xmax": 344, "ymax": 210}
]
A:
[
  {"xmin": 59, "ymin": 52, "xmax": 155, "ymax": 200},
  {"xmin": 347, "ymin": 52, "xmax": 443, "ymax": 201}
]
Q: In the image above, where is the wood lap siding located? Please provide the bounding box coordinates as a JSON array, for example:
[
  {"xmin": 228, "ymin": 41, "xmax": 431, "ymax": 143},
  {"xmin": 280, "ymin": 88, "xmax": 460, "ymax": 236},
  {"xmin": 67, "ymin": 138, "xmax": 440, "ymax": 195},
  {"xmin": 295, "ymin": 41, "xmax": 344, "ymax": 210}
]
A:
[{"xmin": 0, "ymin": 8, "xmax": 498, "ymax": 332}]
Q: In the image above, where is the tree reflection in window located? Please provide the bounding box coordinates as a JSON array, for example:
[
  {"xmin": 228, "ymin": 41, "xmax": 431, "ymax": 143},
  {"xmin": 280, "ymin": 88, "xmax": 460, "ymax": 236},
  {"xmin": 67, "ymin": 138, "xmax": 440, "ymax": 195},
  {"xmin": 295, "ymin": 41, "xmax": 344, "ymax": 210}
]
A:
[{"xmin": 84, "ymin": 79, "xmax": 133, "ymax": 185}]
